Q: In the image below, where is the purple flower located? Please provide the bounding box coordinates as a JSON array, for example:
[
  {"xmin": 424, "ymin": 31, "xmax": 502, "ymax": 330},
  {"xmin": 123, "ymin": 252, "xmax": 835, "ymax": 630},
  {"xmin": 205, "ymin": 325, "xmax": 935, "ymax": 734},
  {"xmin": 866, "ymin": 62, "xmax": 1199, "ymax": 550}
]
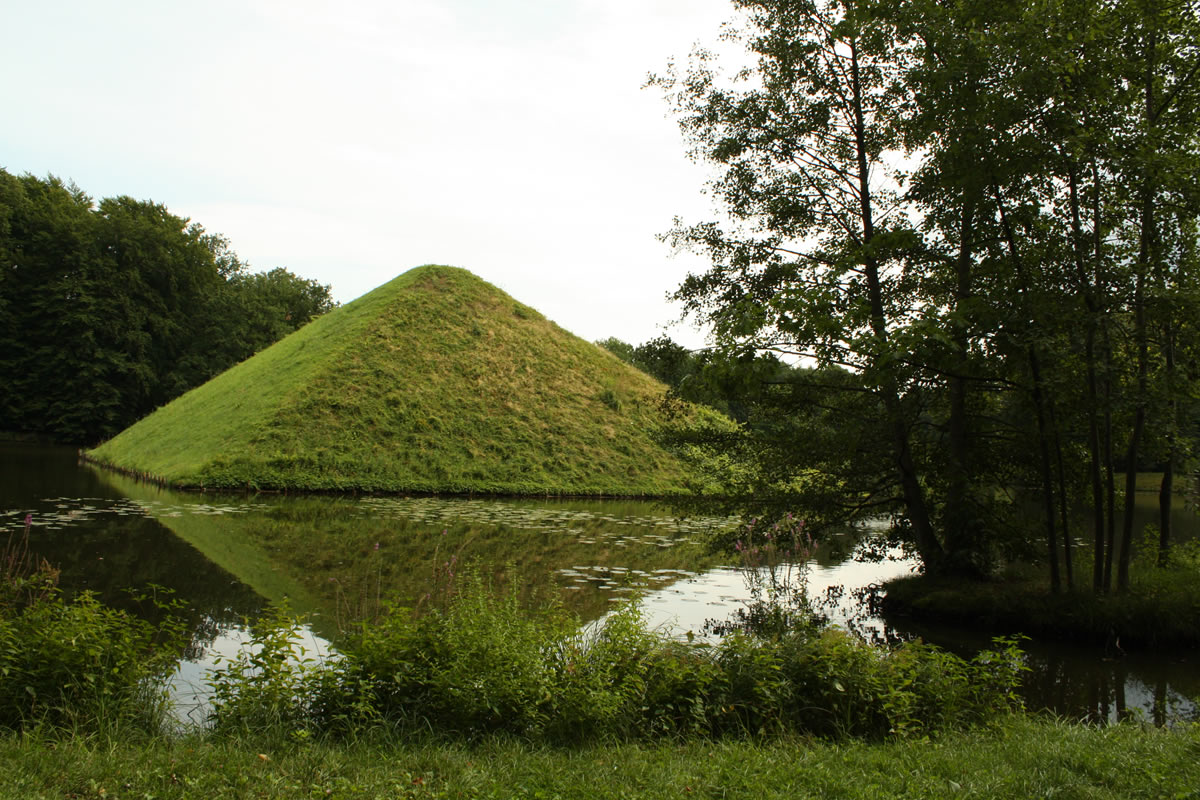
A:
[
  {"xmin": 373, "ymin": 542, "xmax": 380, "ymax": 551},
  {"xmin": 24, "ymin": 513, "xmax": 32, "ymax": 528}
]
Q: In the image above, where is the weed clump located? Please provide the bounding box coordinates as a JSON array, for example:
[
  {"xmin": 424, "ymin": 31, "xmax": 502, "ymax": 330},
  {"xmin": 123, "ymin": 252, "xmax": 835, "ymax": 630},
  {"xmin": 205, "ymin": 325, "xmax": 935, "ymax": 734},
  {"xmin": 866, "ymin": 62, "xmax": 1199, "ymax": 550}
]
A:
[
  {"xmin": 0, "ymin": 517, "xmax": 185, "ymax": 733},
  {"xmin": 206, "ymin": 565, "xmax": 1026, "ymax": 742}
]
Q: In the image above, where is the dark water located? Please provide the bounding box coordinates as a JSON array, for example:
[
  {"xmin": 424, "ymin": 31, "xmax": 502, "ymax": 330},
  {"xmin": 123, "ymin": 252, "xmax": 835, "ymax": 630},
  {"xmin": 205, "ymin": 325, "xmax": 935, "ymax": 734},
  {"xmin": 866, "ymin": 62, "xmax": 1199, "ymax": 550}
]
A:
[{"xmin": 2, "ymin": 442, "xmax": 1197, "ymax": 726}]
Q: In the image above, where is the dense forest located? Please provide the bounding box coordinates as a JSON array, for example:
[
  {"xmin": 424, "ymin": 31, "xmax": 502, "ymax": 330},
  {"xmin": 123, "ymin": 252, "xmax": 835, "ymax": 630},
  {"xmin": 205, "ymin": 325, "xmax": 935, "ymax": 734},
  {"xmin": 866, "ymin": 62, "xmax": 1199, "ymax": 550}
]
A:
[
  {"xmin": 642, "ymin": 0, "xmax": 1200, "ymax": 592},
  {"xmin": 0, "ymin": 170, "xmax": 335, "ymax": 445}
]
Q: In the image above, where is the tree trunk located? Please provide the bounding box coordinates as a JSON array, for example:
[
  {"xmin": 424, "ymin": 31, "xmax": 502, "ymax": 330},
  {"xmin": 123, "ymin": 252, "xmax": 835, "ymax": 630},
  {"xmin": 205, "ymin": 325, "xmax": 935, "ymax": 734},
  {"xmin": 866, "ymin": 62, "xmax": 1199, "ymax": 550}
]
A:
[
  {"xmin": 849, "ymin": 38, "xmax": 943, "ymax": 573},
  {"xmin": 1086, "ymin": 327, "xmax": 1106, "ymax": 592},
  {"xmin": 1118, "ymin": 271, "xmax": 1147, "ymax": 594},
  {"xmin": 993, "ymin": 182, "xmax": 1060, "ymax": 592},
  {"xmin": 1032, "ymin": 350, "xmax": 1063, "ymax": 593},
  {"xmin": 1158, "ymin": 324, "xmax": 1176, "ymax": 567},
  {"xmin": 1067, "ymin": 162, "xmax": 1103, "ymax": 592},
  {"xmin": 1052, "ymin": 408, "xmax": 1074, "ymax": 590},
  {"xmin": 1119, "ymin": 32, "xmax": 1159, "ymax": 594},
  {"xmin": 945, "ymin": 189, "xmax": 979, "ymax": 571},
  {"xmin": 1103, "ymin": 323, "xmax": 1117, "ymax": 592}
]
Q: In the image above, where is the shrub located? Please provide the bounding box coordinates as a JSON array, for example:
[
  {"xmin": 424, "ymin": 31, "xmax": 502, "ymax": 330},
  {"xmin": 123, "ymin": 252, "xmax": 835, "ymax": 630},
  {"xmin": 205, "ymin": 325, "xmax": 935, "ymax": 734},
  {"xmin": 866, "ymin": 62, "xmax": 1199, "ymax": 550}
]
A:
[
  {"xmin": 777, "ymin": 629, "xmax": 1026, "ymax": 738},
  {"xmin": 206, "ymin": 570, "xmax": 1026, "ymax": 743},
  {"xmin": 342, "ymin": 571, "xmax": 575, "ymax": 737},
  {"xmin": 206, "ymin": 604, "xmax": 342, "ymax": 737},
  {"xmin": 2, "ymin": 518, "xmax": 184, "ymax": 733},
  {"xmin": 0, "ymin": 585, "xmax": 182, "ymax": 732},
  {"xmin": 545, "ymin": 600, "xmax": 657, "ymax": 738}
]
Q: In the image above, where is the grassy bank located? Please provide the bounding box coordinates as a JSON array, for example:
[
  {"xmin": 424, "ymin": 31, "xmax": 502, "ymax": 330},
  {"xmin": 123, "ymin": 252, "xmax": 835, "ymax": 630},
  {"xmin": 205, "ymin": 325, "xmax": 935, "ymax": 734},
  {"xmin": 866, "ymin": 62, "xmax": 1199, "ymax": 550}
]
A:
[
  {"xmin": 87, "ymin": 266, "xmax": 731, "ymax": 496},
  {"xmin": 3, "ymin": 715, "xmax": 1197, "ymax": 799},
  {"xmin": 883, "ymin": 552, "xmax": 1200, "ymax": 650}
]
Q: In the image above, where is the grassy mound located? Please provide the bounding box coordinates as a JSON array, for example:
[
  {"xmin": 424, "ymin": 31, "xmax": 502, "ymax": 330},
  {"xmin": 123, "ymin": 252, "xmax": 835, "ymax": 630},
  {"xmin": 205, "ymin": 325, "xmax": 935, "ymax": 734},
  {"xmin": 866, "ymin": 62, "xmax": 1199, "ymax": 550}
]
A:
[{"xmin": 87, "ymin": 266, "xmax": 727, "ymax": 495}]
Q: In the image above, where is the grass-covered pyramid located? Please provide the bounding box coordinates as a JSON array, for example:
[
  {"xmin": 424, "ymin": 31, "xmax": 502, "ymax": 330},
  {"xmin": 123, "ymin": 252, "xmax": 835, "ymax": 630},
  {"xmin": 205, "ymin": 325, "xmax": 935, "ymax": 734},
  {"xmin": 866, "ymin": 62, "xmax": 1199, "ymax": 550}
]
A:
[{"xmin": 88, "ymin": 265, "xmax": 723, "ymax": 495}]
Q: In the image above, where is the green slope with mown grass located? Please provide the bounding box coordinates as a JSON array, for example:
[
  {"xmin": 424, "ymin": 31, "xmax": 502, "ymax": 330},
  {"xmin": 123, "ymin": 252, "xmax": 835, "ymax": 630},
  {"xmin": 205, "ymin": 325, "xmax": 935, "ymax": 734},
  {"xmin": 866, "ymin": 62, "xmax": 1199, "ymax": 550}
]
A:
[{"xmin": 87, "ymin": 265, "xmax": 728, "ymax": 495}]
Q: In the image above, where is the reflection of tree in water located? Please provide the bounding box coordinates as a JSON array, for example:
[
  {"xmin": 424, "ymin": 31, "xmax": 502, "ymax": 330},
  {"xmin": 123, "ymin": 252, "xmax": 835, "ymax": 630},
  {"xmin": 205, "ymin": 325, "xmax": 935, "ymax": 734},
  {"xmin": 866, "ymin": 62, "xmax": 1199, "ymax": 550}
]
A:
[
  {"xmin": 181, "ymin": 613, "xmax": 234, "ymax": 661},
  {"xmin": 0, "ymin": 444, "xmax": 117, "ymax": 509},
  {"xmin": 1026, "ymin": 653, "xmax": 1199, "ymax": 727},
  {"xmin": 883, "ymin": 612, "xmax": 1198, "ymax": 727}
]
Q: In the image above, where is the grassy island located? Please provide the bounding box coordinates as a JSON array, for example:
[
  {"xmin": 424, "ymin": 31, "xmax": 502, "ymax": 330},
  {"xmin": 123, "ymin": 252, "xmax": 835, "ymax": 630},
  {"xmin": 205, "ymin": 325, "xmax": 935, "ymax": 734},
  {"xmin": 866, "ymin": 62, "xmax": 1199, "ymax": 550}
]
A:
[{"xmin": 86, "ymin": 266, "xmax": 729, "ymax": 496}]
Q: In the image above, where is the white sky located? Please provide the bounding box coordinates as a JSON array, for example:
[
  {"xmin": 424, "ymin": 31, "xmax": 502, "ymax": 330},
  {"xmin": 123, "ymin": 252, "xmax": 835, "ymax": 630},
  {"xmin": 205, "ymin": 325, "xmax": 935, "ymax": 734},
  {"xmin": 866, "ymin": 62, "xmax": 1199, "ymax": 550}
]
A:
[{"xmin": 1, "ymin": 0, "xmax": 742, "ymax": 351}]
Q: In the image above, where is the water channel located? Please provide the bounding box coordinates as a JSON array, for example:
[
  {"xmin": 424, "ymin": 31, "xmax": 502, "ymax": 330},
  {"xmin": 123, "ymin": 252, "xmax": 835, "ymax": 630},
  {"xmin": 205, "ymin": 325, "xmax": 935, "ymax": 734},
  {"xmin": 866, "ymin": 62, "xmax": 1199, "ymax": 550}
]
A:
[{"xmin": 2, "ymin": 442, "xmax": 1197, "ymax": 727}]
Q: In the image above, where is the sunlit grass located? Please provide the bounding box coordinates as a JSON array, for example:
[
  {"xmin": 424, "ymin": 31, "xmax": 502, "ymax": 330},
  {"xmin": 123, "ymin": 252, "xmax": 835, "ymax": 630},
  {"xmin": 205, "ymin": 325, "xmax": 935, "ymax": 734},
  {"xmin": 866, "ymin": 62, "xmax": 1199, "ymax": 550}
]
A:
[{"xmin": 87, "ymin": 266, "xmax": 730, "ymax": 496}]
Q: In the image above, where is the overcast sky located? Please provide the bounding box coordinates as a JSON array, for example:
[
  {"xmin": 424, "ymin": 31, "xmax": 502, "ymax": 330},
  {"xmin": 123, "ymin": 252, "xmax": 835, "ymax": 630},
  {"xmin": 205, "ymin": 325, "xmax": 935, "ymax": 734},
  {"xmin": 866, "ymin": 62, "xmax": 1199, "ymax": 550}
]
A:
[{"xmin": 2, "ymin": 0, "xmax": 744, "ymax": 350}]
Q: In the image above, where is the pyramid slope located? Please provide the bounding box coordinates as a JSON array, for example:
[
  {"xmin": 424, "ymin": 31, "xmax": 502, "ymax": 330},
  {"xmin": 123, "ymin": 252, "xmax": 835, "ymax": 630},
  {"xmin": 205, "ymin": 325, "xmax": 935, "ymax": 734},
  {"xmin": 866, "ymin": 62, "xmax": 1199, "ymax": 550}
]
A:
[{"xmin": 88, "ymin": 266, "xmax": 725, "ymax": 495}]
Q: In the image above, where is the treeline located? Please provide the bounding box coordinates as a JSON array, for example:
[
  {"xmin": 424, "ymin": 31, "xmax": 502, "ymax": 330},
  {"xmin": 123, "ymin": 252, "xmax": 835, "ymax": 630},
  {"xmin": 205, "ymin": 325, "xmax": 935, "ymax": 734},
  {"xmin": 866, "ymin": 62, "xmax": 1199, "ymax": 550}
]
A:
[
  {"xmin": 647, "ymin": 0, "xmax": 1200, "ymax": 593},
  {"xmin": 0, "ymin": 170, "xmax": 335, "ymax": 444},
  {"xmin": 598, "ymin": 335, "xmax": 795, "ymax": 423}
]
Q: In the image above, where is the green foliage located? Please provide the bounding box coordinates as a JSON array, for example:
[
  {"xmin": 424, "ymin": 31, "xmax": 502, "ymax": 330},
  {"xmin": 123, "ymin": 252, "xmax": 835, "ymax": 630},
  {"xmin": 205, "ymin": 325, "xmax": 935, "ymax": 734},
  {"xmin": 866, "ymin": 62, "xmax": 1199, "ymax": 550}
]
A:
[
  {"xmin": 88, "ymin": 265, "xmax": 731, "ymax": 495},
  {"xmin": 595, "ymin": 337, "xmax": 636, "ymax": 364},
  {"xmin": 372, "ymin": 574, "xmax": 570, "ymax": 736},
  {"xmin": 207, "ymin": 572, "xmax": 1023, "ymax": 743},
  {"xmin": 777, "ymin": 630, "xmax": 1026, "ymax": 739},
  {"xmin": 0, "ymin": 169, "xmax": 334, "ymax": 445},
  {"xmin": 651, "ymin": 0, "xmax": 1200, "ymax": 591},
  {"xmin": 208, "ymin": 265, "xmax": 337, "ymax": 370},
  {"xmin": 207, "ymin": 605, "xmax": 324, "ymax": 737},
  {"xmin": 0, "ymin": 564, "xmax": 184, "ymax": 733},
  {"xmin": 338, "ymin": 572, "xmax": 579, "ymax": 737}
]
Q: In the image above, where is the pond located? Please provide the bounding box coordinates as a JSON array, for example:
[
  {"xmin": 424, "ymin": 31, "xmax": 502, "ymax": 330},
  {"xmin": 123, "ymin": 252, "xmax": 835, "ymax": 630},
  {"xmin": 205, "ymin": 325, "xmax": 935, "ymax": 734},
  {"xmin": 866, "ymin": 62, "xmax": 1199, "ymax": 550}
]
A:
[{"xmin": 2, "ymin": 442, "xmax": 1197, "ymax": 727}]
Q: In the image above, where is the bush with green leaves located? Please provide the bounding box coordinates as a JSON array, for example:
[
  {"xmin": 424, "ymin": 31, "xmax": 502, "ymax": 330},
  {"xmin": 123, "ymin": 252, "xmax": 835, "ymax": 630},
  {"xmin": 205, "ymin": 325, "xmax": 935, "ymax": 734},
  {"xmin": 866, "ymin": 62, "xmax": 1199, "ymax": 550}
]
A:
[
  {"xmin": 206, "ymin": 605, "xmax": 336, "ymax": 737},
  {"xmin": 205, "ymin": 568, "xmax": 1026, "ymax": 743},
  {"xmin": 776, "ymin": 629, "xmax": 1026, "ymax": 738},
  {"xmin": 328, "ymin": 572, "xmax": 578, "ymax": 737},
  {"xmin": 0, "ymin": 583, "xmax": 183, "ymax": 733}
]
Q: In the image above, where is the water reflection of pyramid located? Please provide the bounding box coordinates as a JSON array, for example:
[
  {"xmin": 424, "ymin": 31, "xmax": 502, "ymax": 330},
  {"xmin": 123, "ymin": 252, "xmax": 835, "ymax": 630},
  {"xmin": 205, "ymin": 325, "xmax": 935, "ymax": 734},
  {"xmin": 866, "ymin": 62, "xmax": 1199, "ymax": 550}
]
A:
[{"xmin": 88, "ymin": 265, "xmax": 726, "ymax": 495}]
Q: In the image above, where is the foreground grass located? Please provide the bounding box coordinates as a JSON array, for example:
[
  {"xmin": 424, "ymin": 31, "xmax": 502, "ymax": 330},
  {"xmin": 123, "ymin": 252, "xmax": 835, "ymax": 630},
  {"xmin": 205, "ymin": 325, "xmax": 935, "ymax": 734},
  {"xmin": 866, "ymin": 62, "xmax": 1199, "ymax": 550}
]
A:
[
  {"xmin": 2, "ymin": 715, "xmax": 1197, "ymax": 800},
  {"xmin": 88, "ymin": 265, "xmax": 731, "ymax": 496}
]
